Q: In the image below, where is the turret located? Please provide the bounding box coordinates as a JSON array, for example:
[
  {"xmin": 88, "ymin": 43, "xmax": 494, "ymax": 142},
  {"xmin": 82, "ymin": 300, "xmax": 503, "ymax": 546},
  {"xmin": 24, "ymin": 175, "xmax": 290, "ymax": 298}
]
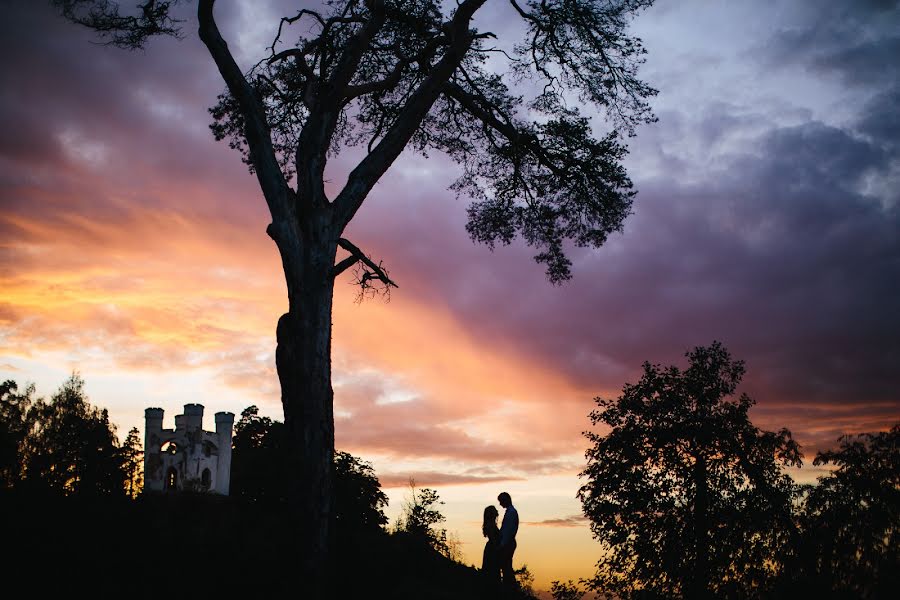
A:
[
  {"xmin": 215, "ymin": 411, "xmax": 235, "ymax": 495},
  {"xmin": 144, "ymin": 408, "xmax": 164, "ymax": 492},
  {"xmin": 184, "ymin": 403, "xmax": 204, "ymax": 433}
]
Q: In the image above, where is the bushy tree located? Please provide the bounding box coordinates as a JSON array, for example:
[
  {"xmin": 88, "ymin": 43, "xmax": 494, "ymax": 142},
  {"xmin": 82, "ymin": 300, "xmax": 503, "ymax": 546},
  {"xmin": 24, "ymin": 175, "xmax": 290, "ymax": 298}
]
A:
[
  {"xmin": 24, "ymin": 373, "xmax": 125, "ymax": 496},
  {"xmin": 54, "ymin": 2, "xmax": 658, "ymax": 586},
  {"xmin": 230, "ymin": 405, "xmax": 288, "ymax": 502},
  {"xmin": 230, "ymin": 405, "xmax": 390, "ymax": 534},
  {"xmin": 794, "ymin": 424, "xmax": 900, "ymax": 599},
  {"xmin": 550, "ymin": 580, "xmax": 585, "ymax": 600},
  {"xmin": 0, "ymin": 380, "xmax": 36, "ymax": 488},
  {"xmin": 578, "ymin": 342, "xmax": 802, "ymax": 599},
  {"xmin": 398, "ymin": 480, "xmax": 449, "ymax": 556},
  {"xmin": 333, "ymin": 450, "xmax": 389, "ymax": 532}
]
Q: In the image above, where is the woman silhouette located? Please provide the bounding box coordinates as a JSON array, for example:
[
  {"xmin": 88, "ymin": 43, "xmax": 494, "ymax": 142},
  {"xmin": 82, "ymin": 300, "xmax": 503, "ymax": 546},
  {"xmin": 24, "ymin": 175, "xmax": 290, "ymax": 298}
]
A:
[{"xmin": 482, "ymin": 505, "xmax": 501, "ymax": 582}]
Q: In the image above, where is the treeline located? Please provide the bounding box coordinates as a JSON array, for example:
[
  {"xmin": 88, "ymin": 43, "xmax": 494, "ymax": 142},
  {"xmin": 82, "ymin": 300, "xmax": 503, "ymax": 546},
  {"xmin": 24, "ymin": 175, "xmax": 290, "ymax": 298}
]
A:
[
  {"xmin": 0, "ymin": 374, "xmax": 141, "ymax": 496},
  {"xmin": 557, "ymin": 342, "xmax": 899, "ymax": 600}
]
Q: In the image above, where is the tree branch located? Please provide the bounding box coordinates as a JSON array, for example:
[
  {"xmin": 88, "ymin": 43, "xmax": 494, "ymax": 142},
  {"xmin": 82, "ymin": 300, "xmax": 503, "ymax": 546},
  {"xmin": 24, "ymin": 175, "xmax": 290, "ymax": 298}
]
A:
[
  {"xmin": 198, "ymin": 0, "xmax": 292, "ymax": 228},
  {"xmin": 332, "ymin": 0, "xmax": 488, "ymax": 230},
  {"xmin": 334, "ymin": 238, "xmax": 397, "ymax": 286}
]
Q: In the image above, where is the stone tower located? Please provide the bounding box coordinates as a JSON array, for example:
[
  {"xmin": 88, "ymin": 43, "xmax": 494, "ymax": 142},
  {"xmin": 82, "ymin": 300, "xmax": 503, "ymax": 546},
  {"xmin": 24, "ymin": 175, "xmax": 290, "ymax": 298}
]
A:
[{"xmin": 144, "ymin": 404, "xmax": 234, "ymax": 495}]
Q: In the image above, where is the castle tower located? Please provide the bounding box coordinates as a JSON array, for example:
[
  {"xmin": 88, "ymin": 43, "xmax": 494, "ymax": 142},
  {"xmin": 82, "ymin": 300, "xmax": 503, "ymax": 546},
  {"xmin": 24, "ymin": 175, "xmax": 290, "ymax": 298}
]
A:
[
  {"xmin": 144, "ymin": 408, "xmax": 165, "ymax": 493},
  {"xmin": 214, "ymin": 411, "xmax": 235, "ymax": 495},
  {"xmin": 142, "ymin": 404, "xmax": 234, "ymax": 495}
]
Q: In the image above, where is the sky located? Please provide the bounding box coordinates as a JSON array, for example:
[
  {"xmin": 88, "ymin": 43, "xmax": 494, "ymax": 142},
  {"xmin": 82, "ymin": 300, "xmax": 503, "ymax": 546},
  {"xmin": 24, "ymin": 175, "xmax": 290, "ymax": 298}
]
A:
[{"xmin": 1, "ymin": 0, "xmax": 898, "ymax": 591}]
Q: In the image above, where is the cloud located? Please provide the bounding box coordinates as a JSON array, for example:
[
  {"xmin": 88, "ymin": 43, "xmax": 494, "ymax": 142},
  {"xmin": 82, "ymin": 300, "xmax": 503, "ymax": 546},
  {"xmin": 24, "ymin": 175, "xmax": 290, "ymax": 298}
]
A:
[
  {"xmin": 760, "ymin": 0, "xmax": 900, "ymax": 86},
  {"xmin": 525, "ymin": 515, "xmax": 590, "ymax": 528},
  {"xmin": 378, "ymin": 470, "xmax": 524, "ymax": 489}
]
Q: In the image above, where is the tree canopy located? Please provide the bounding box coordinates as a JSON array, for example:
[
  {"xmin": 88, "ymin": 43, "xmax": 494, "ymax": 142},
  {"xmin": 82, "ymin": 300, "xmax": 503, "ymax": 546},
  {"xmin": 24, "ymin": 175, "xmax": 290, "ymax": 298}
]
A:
[
  {"xmin": 56, "ymin": 0, "xmax": 656, "ymax": 283},
  {"xmin": 578, "ymin": 342, "xmax": 803, "ymax": 599}
]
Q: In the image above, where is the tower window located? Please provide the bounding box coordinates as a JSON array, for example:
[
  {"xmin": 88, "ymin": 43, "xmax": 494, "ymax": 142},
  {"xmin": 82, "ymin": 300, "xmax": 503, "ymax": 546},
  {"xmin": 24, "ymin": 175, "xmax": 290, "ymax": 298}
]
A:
[{"xmin": 201, "ymin": 468, "xmax": 211, "ymax": 489}]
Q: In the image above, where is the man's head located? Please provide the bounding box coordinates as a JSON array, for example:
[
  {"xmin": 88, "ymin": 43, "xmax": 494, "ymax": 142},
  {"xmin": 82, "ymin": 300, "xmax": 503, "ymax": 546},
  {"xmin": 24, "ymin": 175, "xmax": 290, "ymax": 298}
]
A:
[{"xmin": 498, "ymin": 492, "xmax": 512, "ymax": 508}]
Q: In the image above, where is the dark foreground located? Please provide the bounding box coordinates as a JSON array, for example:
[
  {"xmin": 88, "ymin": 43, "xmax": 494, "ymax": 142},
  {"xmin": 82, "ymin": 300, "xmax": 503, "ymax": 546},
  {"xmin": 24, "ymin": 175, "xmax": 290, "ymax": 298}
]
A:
[{"xmin": 3, "ymin": 490, "xmax": 533, "ymax": 599}]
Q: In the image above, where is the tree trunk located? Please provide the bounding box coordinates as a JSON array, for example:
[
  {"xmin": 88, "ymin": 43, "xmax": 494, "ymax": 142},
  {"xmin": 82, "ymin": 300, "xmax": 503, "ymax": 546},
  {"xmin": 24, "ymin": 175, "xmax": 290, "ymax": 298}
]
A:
[
  {"xmin": 274, "ymin": 218, "xmax": 337, "ymax": 598},
  {"xmin": 690, "ymin": 454, "xmax": 711, "ymax": 600}
]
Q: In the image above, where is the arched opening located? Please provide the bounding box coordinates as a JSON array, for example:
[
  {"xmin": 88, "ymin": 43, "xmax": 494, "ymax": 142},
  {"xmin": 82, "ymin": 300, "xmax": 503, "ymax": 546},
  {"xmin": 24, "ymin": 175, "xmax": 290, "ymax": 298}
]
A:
[
  {"xmin": 160, "ymin": 440, "xmax": 178, "ymax": 455},
  {"xmin": 203, "ymin": 441, "xmax": 218, "ymax": 457},
  {"xmin": 165, "ymin": 467, "xmax": 177, "ymax": 490},
  {"xmin": 201, "ymin": 468, "xmax": 211, "ymax": 489}
]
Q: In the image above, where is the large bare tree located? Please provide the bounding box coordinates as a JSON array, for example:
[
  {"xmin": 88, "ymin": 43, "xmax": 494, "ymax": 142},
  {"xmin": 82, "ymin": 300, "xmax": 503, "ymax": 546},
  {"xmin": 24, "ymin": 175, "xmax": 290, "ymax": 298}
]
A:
[{"xmin": 54, "ymin": 0, "xmax": 656, "ymax": 592}]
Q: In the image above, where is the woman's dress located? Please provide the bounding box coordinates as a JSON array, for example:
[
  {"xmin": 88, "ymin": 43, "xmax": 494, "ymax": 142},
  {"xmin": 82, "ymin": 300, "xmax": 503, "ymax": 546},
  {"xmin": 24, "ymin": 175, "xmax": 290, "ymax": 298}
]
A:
[{"xmin": 482, "ymin": 524, "xmax": 501, "ymax": 582}]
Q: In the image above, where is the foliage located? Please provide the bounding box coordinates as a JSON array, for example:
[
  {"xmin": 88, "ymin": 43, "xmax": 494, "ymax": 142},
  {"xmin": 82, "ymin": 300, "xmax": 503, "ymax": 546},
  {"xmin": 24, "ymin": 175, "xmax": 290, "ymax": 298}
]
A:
[
  {"xmin": 550, "ymin": 579, "xmax": 585, "ymax": 600},
  {"xmin": 230, "ymin": 405, "xmax": 288, "ymax": 502},
  {"xmin": 0, "ymin": 380, "xmax": 36, "ymax": 488},
  {"xmin": 514, "ymin": 564, "xmax": 538, "ymax": 598},
  {"xmin": 578, "ymin": 342, "xmax": 803, "ymax": 600},
  {"xmin": 793, "ymin": 424, "xmax": 900, "ymax": 599},
  {"xmin": 333, "ymin": 449, "xmax": 389, "ymax": 532},
  {"xmin": 23, "ymin": 373, "xmax": 125, "ymax": 496},
  {"xmin": 121, "ymin": 426, "xmax": 143, "ymax": 498},
  {"xmin": 397, "ymin": 479, "xmax": 450, "ymax": 556}
]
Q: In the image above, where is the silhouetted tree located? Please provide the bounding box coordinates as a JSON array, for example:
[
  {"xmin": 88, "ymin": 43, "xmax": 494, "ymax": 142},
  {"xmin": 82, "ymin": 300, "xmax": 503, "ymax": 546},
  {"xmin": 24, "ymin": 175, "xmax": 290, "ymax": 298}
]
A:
[
  {"xmin": 578, "ymin": 342, "xmax": 803, "ymax": 600},
  {"xmin": 794, "ymin": 424, "xmax": 900, "ymax": 599},
  {"xmin": 333, "ymin": 450, "xmax": 389, "ymax": 532},
  {"xmin": 0, "ymin": 380, "xmax": 36, "ymax": 488},
  {"xmin": 398, "ymin": 480, "xmax": 449, "ymax": 556},
  {"xmin": 24, "ymin": 373, "xmax": 125, "ymax": 496},
  {"xmin": 514, "ymin": 564, "xmax": 538, "ymax": 597},
  {"xmin": 54, "ymin": 0, "xmax": 657, "ymax": 587},
  {"xmin": 230, "ymin": 405, "xmax": 288, "ymax": 502},
  {"xmin": 550, "ymin": 580, "xmax": 585, "ymax": 600},
  {"xmin": 121, "ymin": 426, "xmax": 143, "ymax": 498}
]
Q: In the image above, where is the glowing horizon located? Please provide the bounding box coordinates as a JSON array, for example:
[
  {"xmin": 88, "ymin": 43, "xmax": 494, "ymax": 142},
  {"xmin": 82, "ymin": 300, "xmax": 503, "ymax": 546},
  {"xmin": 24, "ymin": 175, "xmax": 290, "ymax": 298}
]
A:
[{"xmin": 2, "ymin": 0, "xmax": 898, "ymax": 591}]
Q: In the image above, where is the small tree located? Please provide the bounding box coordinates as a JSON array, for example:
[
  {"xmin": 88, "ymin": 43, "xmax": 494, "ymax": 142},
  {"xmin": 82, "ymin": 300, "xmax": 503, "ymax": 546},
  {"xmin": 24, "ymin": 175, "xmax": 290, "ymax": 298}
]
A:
[
  {"xmin": 550, "ymin": 580, "xmax": 585, "ymax": 600},
  {"xmin": 796, "ymin": 424, "xmax": 900, "ymax": 599},
  {"xmin": 578, "ymin": 342, "xmax": 803, "ymax": 600},
  {"xmin": 398, "ymin": 479, "xmax": 449, "ymax": 556},
  {"xmin": 515, "ymin": 564, "xmax": 539, "ymax": 597},
  {"xmin": 333, "ymin": 450, "xmax": 389, "ymax": 533},
  {"xmin": 230, "ymin": 405, "xmax": 288, "ymax": 502},
  {"xmin": 121, "ymin": 426, "xmax": 144, "ymax": 498},
  {"xmin": 24, "ymin": 373, "xmax": 125, "ymax": 496}
]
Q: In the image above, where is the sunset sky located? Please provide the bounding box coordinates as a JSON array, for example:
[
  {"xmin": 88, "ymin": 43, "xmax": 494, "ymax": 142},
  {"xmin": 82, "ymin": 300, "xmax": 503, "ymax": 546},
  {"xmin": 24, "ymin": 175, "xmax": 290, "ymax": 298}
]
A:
[{"xmin": 1, "ymin": 0, "xmax": 898, "ymax": 591}]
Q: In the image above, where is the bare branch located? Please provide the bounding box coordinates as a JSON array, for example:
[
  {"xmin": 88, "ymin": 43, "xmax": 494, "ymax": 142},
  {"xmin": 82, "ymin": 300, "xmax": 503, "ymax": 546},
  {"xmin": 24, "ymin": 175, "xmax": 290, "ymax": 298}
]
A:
[
  {"xmin": 334, "ymin": 238, "xmax": 398, "ymax": 287},
  {"xmin": 198, "ymin": 0, "xmax": 293, "ymax": 228}
]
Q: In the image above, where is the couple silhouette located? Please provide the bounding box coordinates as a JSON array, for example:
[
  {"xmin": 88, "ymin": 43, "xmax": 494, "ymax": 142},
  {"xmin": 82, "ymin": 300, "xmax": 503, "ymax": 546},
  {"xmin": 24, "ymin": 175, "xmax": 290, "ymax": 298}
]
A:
[{"xmin": 482, "ymin": 492, "xmax": 519, "ymax": 588}]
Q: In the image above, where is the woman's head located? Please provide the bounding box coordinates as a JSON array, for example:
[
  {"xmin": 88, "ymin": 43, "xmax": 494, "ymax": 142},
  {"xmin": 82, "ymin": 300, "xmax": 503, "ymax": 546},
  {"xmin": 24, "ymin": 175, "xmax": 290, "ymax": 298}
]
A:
[{"xmin": 482, "ymin": 505, "xmax": 499, "ymax": 536}]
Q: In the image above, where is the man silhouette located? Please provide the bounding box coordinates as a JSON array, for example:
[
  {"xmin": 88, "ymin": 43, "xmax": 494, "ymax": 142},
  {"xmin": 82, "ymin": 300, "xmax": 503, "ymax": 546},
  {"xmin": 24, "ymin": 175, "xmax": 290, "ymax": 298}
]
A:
[{"xmin": 497, "ymin": 492, "xmax": 519, "ymax": 588}]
